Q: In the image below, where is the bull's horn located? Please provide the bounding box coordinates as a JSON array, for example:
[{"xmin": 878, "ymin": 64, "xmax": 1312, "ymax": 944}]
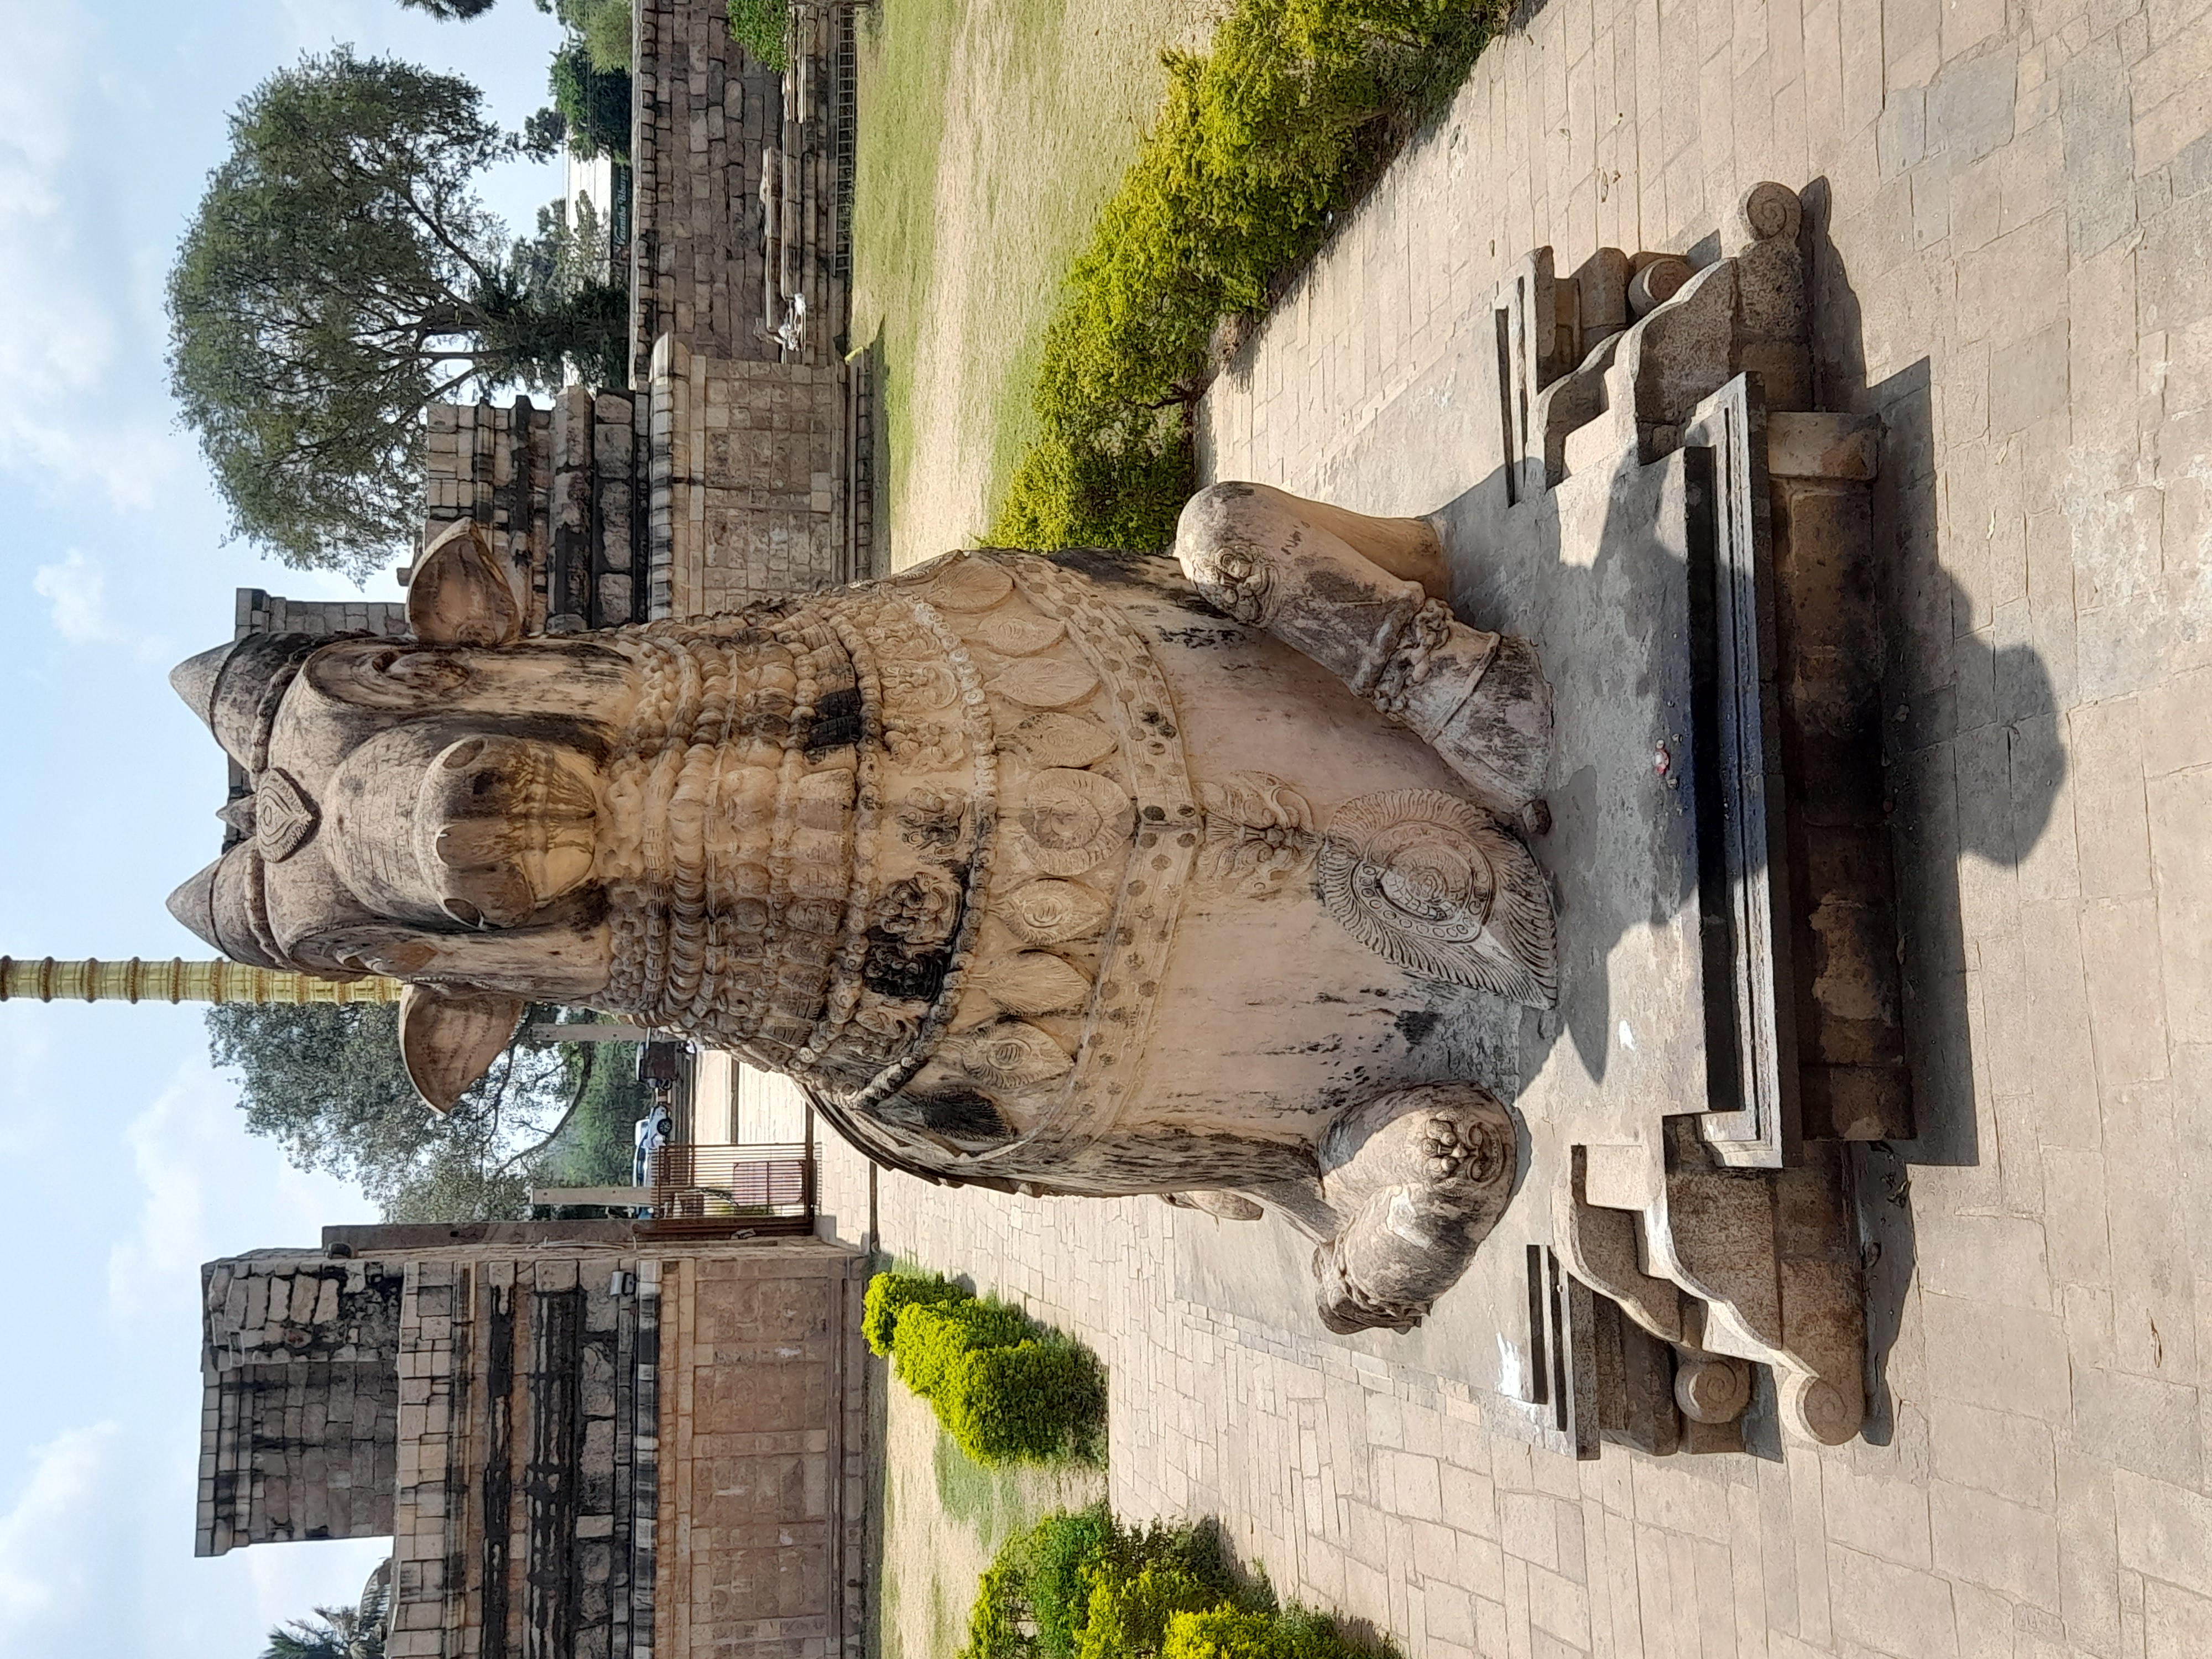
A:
[
  {"xmin": 169, "ymin": 632, "xmax": 322, "ymax": 773},
  {"xmin": 166, "ymin": 860, "xmax": 225, "ymax": 953},
  {"xmin": 397, "ymin": 982, "xmax": 527, "ymax": 1113},
  {"xmin": 169, "ymin": 641, "xmax": 239, "ymax": 734}
]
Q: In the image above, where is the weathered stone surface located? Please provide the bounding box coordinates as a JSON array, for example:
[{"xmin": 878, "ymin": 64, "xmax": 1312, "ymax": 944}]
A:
[{"xmin": 169, "ymin": 492, "xmax": 1561, "ymax": 1335}]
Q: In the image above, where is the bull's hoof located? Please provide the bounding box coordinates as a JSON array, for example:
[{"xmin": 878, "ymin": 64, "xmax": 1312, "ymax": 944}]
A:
[{"xmin": 1312, "ymin": 1083, "xmax": 1519, "ymax": 1334}]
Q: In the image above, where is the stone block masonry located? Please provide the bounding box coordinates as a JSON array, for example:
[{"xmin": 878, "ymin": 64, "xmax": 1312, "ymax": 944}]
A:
[
  {"xmin": 654, "ymin": 1248, "xmax": 872, "ymax": 1659},
  {"xmin": 646, "ymin": 337, "xmax": 848, "ymax": 615},
  {"xmin": 629, "ymin": 0, "xmax": 873, "ymax": 614},
  {"xmin": 233, "ymin": 589, "xmax": 408, "ymax": 643},
  {"xmin": 421, "ymin": 400, "xmax": 556, "ymax": 634},
  {"xmin": 196, "ymin": 1230, "xmax": 869, "ymax": 1659},
  {"xmin": 551, "ymin": 385, "xmax": 646, "ymax": 631},
  {"xmin": 628, "ymin": 0, "xmax": 843, "ymax": 383},
  {"xmin": 197, "ymin": 1255, "xmax": 403, "ymax": 1556}
]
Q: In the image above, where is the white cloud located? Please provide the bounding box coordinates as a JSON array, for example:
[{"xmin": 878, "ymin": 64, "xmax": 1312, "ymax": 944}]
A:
[
  {"xmin": 107, "ymin": 1060, "xmax": 376, "ymax": 1323},
  {"xmin": 0, "ymin": 1423, "xmax": 123, "ymax": 1650},
  {"xmin": 31, "ymin": 548, "xmax": 174, "ymax": 659},
  {"xmin": 0, "ymin": 0, "xmax": 187, "ymax": 511},
  {"xmin": 32, "ymin": 550, "xmax": 117, "ymax": 644}
]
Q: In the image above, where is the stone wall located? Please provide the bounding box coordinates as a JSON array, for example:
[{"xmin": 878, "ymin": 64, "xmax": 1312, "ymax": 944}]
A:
[
  {"xmin": 197, "ymin": 1229, "xmax": 868, "ymax": 1659},
  {"xmin": 654, "ymin": 1246, "xmax": 869, "ymax": 1659},
  {"xmin": 234, "ymin": 589, "xmax": 409, "ymax": 642},
  {"xmin": 628, "ymin": 1, "xmax": 840, "ymax": 382},
  {"xmin": 629, "ymin": 0, "xmax": 874, "ymax": 616},
  {"xmin": 645, "ymin": 337, "xmax": 848, "ymax": 614},
  {"xmin": 550, "ymin": 387, "xmax": 645, "ymax": 629},
  {"xmin": 197, "ymin": 1253, "xmax": 404, "ymax": 1555},
  {"xmin": 385, "ymin": 1251, "xmax": 650, "ymax": 1659},
  {"xmin": 421, "ymin": 400, "xmax": 557, "ymax": 635}
]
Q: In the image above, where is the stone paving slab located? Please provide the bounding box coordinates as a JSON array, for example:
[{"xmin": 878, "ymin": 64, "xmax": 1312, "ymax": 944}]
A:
[{"xmin": 820, "ymin": 0, "xmax": 2212, "ymax": 1650}]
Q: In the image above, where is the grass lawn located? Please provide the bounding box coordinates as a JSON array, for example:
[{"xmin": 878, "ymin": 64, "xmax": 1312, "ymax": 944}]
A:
[
  {"xmin": 849, "ymin": 0, "xmax": 1229, "ymax": 567},
  {"xmin": 869, "ymin": 1351, "xmax": 1106, "ymax": 1659}
]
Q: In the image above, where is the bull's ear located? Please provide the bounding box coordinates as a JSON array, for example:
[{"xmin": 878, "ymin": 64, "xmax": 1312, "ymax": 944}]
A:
[
  {"xmin": 406, "ymin": 520, "xmax": 523, "ymax": 647},
  {"xmin": 398, "ymin": 983, "xmax": 527, "ymax": 1113}
]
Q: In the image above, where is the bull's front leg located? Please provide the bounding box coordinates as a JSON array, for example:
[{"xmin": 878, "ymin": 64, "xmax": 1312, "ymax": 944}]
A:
[
  {"xmin": 1174, "ymin": 482, "xmax": 1551, "ymax": 821},
  {"xmin": 1308, "ymin": 1082, "xmax": 1520, "ymax": 1334}
]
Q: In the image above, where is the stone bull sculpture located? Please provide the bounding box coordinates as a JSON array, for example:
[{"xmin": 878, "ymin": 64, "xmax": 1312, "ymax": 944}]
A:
[{"xmin": 170, "ymin": 486, "xmax": 1558, "ymax": 1333}]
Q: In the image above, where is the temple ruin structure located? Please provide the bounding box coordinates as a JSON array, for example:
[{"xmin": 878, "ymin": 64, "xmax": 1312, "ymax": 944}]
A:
[{"xmin": 199, "ymin": 1226, "xmax": 868, "ymax": 1659}]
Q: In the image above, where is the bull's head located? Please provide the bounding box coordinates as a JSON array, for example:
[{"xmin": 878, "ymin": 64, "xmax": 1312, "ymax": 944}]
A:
[{"xmin": 169, "ymin": 523, "xmax": 625, "ymax": 1109}]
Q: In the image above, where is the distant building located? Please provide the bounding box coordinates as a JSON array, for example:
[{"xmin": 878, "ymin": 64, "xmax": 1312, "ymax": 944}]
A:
[{"xmin": 199, "ymin": 1223, "xmax": 869, "ymax": 1659}]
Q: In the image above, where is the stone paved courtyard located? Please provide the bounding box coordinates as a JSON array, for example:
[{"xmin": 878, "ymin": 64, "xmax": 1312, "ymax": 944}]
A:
[{"xmin": 817, "ymin": 0, "xmax": 2212, "ymax": 1651}]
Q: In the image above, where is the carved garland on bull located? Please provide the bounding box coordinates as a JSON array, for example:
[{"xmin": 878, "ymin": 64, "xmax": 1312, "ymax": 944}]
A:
[{"xmin": 168, "ymin": 487, "xmax": 1558, "ymax": 1334}]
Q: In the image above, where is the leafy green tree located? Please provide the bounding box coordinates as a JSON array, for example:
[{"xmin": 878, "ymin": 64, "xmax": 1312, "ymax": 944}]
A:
[
  {"xmin": 549, "ymin": 40, "xmax": 633, "ymax": 159},
  {"xmin": 520, "ymin": 105, "xmax": 570, "ymax": 161},
  {"xmin": 560, "ymin": 0, "xmax": 635, "ymax": 71},
  {"xmin": 263, "ymin": 1604, "xmax": 385, "ymax": 1659},
  {"xmin": 168, "ymin": 50, "xmax": 628, "ymax": 575},
  {"xmin": 206, "ymin": 1000, "xmax": 587, "ymax": 1220},
  {"xmin": 729, "ymin": 0, "xmax": 791, "ymax": 67}
]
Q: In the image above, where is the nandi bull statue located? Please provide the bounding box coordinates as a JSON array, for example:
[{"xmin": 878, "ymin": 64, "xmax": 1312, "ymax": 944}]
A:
[{"xmin": 169, "ymin": 486, "xmax": 1557, "ymax": 1334}]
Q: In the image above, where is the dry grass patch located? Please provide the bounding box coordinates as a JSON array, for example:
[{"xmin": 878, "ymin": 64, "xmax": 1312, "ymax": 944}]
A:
[
  {"xmin": 873, "ymin": 1371, "xmax": 1105, "ymax": 1659},
  {"xmin": 848, "ymin": 0, "xmax": 1230, "ymax": 567}
]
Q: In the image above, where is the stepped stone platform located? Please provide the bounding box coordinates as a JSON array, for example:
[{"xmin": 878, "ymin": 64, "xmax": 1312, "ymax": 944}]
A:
[{"xmin": 819, "ymin": 0, "xmax": 2212, "ymax": 1651}]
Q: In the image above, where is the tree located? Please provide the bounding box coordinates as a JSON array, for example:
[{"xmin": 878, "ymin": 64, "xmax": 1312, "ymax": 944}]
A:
[
  {"xmin": 562, "ymin": 0, "xmax": 636, "ymax": 72},
  {"xmin": 168, "ymin": 50, "xmax": 628, "ymax": 575},
  {"xmin": 519, "ymin": 105, "xmax": 569, "ymax": 161},
  {"xmin": 263, "ymin": 1604, "xmax": 385, "ymax": 1659},
  {"xmin": 549, "ymin": 40, "xmax": 632, "ymax": 159},
  {"xmin": 206, "ymin": 1000, "xmax": 586, "ymax": 1219}
]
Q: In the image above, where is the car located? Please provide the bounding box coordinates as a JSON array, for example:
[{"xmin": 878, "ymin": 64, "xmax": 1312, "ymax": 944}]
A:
[{"xmin": 632, "ymin": 1102, "xmax": 674, "ymax": 1188}]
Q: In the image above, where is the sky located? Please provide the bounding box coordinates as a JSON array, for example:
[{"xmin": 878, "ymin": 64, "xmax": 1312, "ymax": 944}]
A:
[{"xmin": 0, "ymin": 0, "xmax": 570, "ymax": 1650}]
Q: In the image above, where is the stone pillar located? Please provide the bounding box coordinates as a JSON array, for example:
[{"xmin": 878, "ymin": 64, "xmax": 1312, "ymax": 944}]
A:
[{"xmin": 0, "ymin": 956, "xmax": 401, "ymax": 1004}]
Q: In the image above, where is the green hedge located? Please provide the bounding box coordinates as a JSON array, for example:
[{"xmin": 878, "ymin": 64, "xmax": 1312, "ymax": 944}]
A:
[
  {"xmin": 892, "ymin": 1297, "xmax": 1031, "ymax": 1398},
  {"xmin": 943, "ymin": 1340, "xmax": 1107, "ymax": 1464},
  {"xmin": 862, "ymin": 1269, "xmax": 968, "ymax": 1357},
  {"xmin": 865, "ymin": 1271, "xmax": 1105, "ymax": 1466},
  {"xmin": 961, "ymin": 1506, "xmax": 1390, "ymax": 1659},
  {"xmin": 990, "ymin": 0, "xmax": 1503, "ymax": 554}
]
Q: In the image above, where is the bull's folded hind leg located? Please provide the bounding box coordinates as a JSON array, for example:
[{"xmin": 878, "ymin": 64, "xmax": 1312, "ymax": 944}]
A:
[
  {"xmin": 1175, "ymin": 482, "xmax": 1552, "ymax": 819},
  {"xmin": 1307, "ymin": 1082, "xmax": 1520, "ymax": 1334}
]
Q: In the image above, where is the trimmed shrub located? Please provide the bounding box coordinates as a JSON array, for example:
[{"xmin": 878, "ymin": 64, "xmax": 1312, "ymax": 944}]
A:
[
  {"xmin": 891, "ymin": 1297, "xmax": 1030, "ymax": 1399},
  {"xmin": 1022, "ymin": 1507, "xmax": 1120, "ymax": 1658},
  {"xmin": 1164, "ymin": 1605, "xmax": 1383, "ymax": 1658},
  {"xmin": 862, "ymin": 1269, "xmax": 968, "ymax": 1357},
  {"xmin": 990, "ymin": 0, "xmax": 1504, "ymax": 554},
  {"xmin": 941, "ymin": 1339, "xmax": 1107, "ymax": 1465},
  {"xmin": 1164, "ymin": 1608, "xmax": 1287, "ymax": 1659},
  {"xmin": 960, "ymin": 1507, "xmax": 1389, "ymax": 1659},
  {"xmin": 1078, "ymin": 1561, "xmax": 1230, "ymax": 1659},
  {"xmin": 870, "ymin": 1271, "xmax": 1106, "ymax": 1466}
]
